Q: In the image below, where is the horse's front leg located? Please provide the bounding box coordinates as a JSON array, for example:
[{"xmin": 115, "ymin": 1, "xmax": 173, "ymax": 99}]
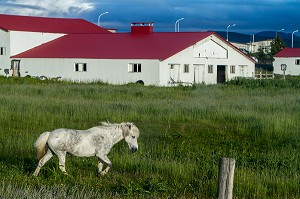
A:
[
  {"xmin": 97, "ymin": 155, "xmax": 112, "ymax": 176},
  {"xmin": 97, "ymin": 158, "xmax": 103, "ymax": 173}
]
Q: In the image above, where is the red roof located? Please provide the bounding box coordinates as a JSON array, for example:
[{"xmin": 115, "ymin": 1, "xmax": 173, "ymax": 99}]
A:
[
  {"xmin": 274, "ymin": 48, "xmax": 300, "ymax": 57},
  {"xmin": 0, "ymin": 14, "xmax": 110, "ymax": 34},
  {"xmin": 12, "ymin": 32, "xmax": 215, "ymax": 60},
  {"xmin": 12, "ymin": 30, "xmax": 255, "ymax": 62}
]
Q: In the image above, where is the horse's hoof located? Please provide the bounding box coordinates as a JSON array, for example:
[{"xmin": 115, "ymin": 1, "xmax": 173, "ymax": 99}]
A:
[{"xmin": 100, "ymin": 171, "xmax": 106, "ymax": 176}]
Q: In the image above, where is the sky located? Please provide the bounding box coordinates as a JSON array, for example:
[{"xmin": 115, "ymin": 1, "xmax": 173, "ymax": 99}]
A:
[{"xmin": 0, "ymin": 0, "xmax": 300, "ymax": 35}]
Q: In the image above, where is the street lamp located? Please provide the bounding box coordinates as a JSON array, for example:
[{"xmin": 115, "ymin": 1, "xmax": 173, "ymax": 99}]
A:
[
  {"xmin": 251, "ymin": 33, "xmax": 255, "ymax": 53},
  {"xmin": 175, "ymin": 18, "xmax": 184, "ymax": 32},
  {"xmin": 292, "ymin": 30, "xmax": 298, "ymax": 48},
  {"xmin": 275, "ymin": 28, "xmax": 284, "ymax": 38},
  {"xmin": 98, "ymin": 12, "xmax": 108, "ymax": 26},
  {"xmin": 226, "ymin": 24, "xmax": 236, "ymax": 41}
]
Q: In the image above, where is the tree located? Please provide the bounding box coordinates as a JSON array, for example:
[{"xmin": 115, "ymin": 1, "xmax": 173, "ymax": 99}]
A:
[
  {"xmin": 251, "ymin": 46, "xmax": 273, "ymax": 64},
  {"xmin": 252, "ymin": 36, "xmax": 286, "ymax": 64},
  {"xmin": 270, "ymin": 36, "xmax": 286, "ymax": 56}
]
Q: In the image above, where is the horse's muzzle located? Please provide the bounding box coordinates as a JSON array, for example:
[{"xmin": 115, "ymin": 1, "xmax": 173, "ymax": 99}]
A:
[{"xmin": 131, "ymin": 147, "xmax": 138, "ymax": 153}]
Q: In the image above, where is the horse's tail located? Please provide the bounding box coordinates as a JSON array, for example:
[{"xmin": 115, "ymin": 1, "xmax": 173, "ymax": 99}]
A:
[{"xmin": 34, "ymin": 131, "xmax": 50, "ymax": 161}]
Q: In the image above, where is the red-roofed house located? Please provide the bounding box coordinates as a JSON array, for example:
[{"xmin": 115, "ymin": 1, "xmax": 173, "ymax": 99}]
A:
[
  {"xmin": 0, "ymin": 14, "xmax": 111, "ymax": 76},
  {"xmin": 274, "ymin": 48, "xmax": 300, "ymax": 76},
  {"xmin": 2, "ymin": 15, "xmax": 255, "ymax": 85}
]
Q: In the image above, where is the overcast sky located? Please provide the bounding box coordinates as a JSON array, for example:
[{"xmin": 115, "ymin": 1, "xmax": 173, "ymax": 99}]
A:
[{"xmin": 1, "ymin": 0, "xmax": 299, "ymax": 35}]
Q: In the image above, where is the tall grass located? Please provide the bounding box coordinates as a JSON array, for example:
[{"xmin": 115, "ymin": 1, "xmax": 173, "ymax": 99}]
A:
[{"xmin": 0, "ymin": 76, "xmax": 299, "ymax": 198}]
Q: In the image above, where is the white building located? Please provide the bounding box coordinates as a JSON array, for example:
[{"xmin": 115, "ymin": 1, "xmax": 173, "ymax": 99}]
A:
[
  {"xmin": 0, "ymin": 14, "xmax": 110, "ymax": 76},
  {"xmin": 231, "ymin": 40, "xmax": 272, "ymax": 54},
  {"xmin": 273, "ymin": 48, "xmax": 300, "ymax": 76},
  {"xmin": 1, "ymin": 14, "xmax": 255, "ymax": 86}
]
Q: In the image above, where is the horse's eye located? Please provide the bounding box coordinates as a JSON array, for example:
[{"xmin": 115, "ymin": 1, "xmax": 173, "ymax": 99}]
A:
[{"xmin": 132, "ymin": 136, "xmax": 136, "ymax": 139}]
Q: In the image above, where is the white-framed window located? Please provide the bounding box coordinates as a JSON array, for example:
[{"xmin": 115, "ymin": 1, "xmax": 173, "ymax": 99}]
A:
[
  {"xmin": 184, "ymin": 64, "xmax": 189, "ymax": 73},
  {"xmin": 230, "ymin": 65, "xmax": 235, "ymax": 74},
  {"xmin": 74, "ymin": 63, "xmax": 87, "ymax": 72},
  {"xmin": 128, "ymin": 63, "xmax": 141, "ymax": 73},
  {"xmin": 295, "ymin": 59, "xmax": 300, "ymax": 65},
  {"xmin": 0, "ymin": 47, "xmax": 5, "ymax": 55},
  {"xmin": 208, "ymin": 65, "xmax": 213, "ymax": 73}
]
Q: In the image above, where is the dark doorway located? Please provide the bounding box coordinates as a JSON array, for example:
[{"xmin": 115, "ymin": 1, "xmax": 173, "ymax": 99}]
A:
[
  {"xmin": 217, "ymin": 65, "xmax": 226, "ymax": 83},
  {"xmin": 11, "ymin": 59, "xmax": 21, "ymax": 77}
]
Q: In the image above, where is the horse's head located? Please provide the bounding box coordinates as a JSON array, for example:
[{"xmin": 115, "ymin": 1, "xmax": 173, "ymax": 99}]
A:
[{"xmin": 122, "ymin": 122, "xmax": 139, "ymax": 153}]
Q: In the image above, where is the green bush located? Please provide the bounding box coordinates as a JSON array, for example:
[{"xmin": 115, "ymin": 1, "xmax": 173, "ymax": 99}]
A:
[{"xmin": 226, "ymin": 76, "xmax": 300, "ymax": 88}]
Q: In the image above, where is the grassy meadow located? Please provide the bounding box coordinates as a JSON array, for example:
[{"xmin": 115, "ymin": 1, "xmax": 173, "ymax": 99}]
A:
[{"xmin": 0, "ymin": 76, "xmax": 299, "ymax": 198}]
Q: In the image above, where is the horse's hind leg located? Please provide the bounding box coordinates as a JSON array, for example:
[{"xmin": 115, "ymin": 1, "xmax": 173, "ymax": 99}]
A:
[
  {"xmin": 33, "ymin": 149, "xmax": 53, "ymax": 176},
  {"xmin": 55, "ymin": 151, "xmax": 67, "ymax": 174}
]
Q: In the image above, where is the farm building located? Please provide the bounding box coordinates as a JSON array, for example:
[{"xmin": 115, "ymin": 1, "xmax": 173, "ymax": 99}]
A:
[
  {"xmin": 1, "ymin": 14, "xmax": 255, "ymax": 86},
  {"xmin": 0, "ymin": 14, "xmax": 111, "ymax": 77},
  {"xmin": 273, "ymin": 48, "xmax": 300, "ymax": 76}
]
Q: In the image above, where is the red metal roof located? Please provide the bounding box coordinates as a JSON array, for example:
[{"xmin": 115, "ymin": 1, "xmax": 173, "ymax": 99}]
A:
[
  {"xmin": 12, "ymin": 32, "xmax": 214, "ymax": 60},
  {"xmin": 274, "ymin": 48, "xmax": 300, "ymax": 57},
  {"xmin": 12, "ymin": 31, "xmax": 256, "ymax": 62},
  {"xmin": 0, "ymin": 14, "xmax": 110, "ymax": 34}
]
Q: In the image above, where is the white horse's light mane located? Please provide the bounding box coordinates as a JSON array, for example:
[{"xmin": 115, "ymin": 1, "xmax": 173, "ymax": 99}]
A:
[
  {"xmin": 99, "ymin": 121, "xmax": 139, "ymax": 137},
  {"xmin": 100, "ymin": 121, "xmax": 133, "ymax": 127}
]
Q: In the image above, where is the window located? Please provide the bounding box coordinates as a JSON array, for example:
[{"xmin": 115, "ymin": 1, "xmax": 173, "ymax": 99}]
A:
[
  {"xmin": 0, "ymin": 47, "xmax": 5, "ymax": 55},
  {"xmin": 184, "ymin": 64, "xmax": 189, "ymax": 73},
  {"xmin": 230, "ymin": 65, "xmax": 235, "ymax": 74},
  {"xmin": 74, "ymin": 63, "xmax": 87, "ymax": 72},
  {"xmin": 295, "ymin": 59, "xmax": 300, "ymax": 65},
  {"xmin": 208, "ymin": 65, "xmax": 213, "ymax": 73},
  {"xmin": 128, "ymin": 63, "xmax": 141, "ymax": 73}
]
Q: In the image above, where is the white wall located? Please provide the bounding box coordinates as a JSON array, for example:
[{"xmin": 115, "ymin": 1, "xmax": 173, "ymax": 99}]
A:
[
  {"xmin": 0, "ymin": 29, "xmax": 11, "ymax": 75},
  {"xmin": 19, "ymin": 58, "xmax": 161, "ymax": 85},
  {"xmin": 274, "ymin": 57, "xmax": 300, "ymax": 76},
  {"xmin": 159, "ymin": 34, "xmax": 255, "ymax": 86},
  {"xmin": 10, "ymin": 31, "xmax": 64, "ymax": 56},
  {"xmin": 0, "ymin": 30, "xmax": 64, "ymax": 76},
  {"xmin": 193, "ymin": 39, "xmax": 227, "ymax": 58}
]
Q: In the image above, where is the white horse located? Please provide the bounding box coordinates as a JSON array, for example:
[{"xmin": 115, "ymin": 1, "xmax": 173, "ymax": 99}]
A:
[{"xmin": 33, "ymin": 122, "xmax": 140, "ymax": 176}]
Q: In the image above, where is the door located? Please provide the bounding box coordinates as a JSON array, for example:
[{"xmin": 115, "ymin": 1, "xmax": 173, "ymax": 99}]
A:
[
  {"xmin": 217, "ymin": 65, "xmax": 226, "ymax": 83},
  {"xmin": 169, "ymin": 64, "xmax": 180, "ymax": 83},
  {"xmin": 11, "ymin": 59, "xmax": 21, "ymax": 77},
  {"xmin": 193, "ymin": 64, "xmax": 205, "ymax": 84}
]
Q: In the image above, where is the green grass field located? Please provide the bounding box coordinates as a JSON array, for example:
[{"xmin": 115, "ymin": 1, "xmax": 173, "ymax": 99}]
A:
[{"xmin": 0, "ymin": 77, "xmax": 299, "ymax": 198}]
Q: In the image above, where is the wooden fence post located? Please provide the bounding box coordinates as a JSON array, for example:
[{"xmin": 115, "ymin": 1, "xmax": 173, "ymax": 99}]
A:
[{"xmin": 217, "ymin": 157, "xmax": 235, "ymax": 199}]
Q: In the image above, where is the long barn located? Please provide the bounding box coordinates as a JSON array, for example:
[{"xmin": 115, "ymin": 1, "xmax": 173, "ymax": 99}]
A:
[{"xmin": 1, "ymin": 14, "xmax": 255, "ymax": 86}]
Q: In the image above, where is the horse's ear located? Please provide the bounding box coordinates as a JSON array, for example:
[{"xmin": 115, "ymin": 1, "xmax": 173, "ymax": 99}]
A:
[{"xmin": 127, "ymin": 123, "xmax": 131, "ymax": 130}]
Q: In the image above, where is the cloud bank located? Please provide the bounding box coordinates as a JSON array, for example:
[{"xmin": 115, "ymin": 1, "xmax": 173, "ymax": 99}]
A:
[{"xmin": 0, "ymin": 0, "xmax": 95, "ymax": 17}]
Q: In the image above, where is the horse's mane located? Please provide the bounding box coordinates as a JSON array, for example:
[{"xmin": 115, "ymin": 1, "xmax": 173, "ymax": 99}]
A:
[
  {"xmin": 100, "ymin": 121, "xmax": 114, "ymax": 127},
  {"xmin": 100, "ymin": 121, "xmax": 134, "ymax": 127},
  {"xmin": 99, "ymin": 121, "xmax": 139, "ymax": 137}
]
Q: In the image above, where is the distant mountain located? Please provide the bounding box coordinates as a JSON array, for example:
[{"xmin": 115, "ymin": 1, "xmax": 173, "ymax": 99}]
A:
[{"xmin": 213, "ymin": 31, "xmax": 300, "ymax": 48}]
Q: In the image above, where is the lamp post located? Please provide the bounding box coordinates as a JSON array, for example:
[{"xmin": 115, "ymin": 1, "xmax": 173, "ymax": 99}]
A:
[
  {"xmin": 226, "ymin": 24, "xmax": 235, "ymax": 41},
  {"xmin": 292, "ymin": 30, "xmax": 298, "ymax": 48},
  {"xmin": 98, "ymin": 12, "xmax": 108, "ymax": 26},
  {"xmin": 251, "ymin": 33, "xmax": 255, "ymax": 53},
  {"xmin": 275, "ymin": 28, "xmax": 284, "ymax": 38},
  {"xmin": 175, "ymin": 18, "xmax": 184, "ymax": 32}
]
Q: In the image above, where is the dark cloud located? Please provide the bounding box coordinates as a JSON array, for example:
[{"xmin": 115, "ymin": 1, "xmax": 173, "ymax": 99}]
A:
[{"xmin": 1, "ymin": 0, "xmax": 300, "ymax": 35}]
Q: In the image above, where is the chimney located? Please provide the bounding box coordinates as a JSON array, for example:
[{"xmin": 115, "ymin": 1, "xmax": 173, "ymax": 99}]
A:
[{"xmin": 131, "ymin": 22, "xmax": 154, "ymax": 34}]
